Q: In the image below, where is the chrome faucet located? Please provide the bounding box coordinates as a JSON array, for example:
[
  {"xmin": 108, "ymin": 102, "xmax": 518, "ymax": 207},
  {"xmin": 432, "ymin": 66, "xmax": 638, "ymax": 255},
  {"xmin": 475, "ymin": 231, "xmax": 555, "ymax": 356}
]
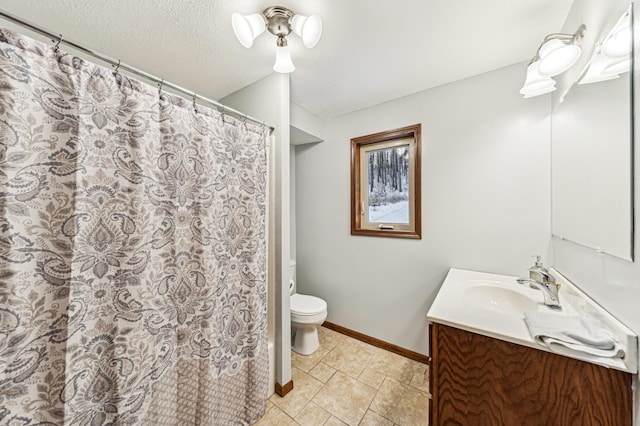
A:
[{"xmin": 517, "ymin": 268, "xmax": 562, "ymax": 310}]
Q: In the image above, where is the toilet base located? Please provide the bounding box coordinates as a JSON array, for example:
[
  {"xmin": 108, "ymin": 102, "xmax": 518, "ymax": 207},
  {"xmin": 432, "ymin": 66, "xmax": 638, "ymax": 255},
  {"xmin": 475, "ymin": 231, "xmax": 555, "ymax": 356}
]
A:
[{"xmin": 292, "ymin": 324, "xmax": 320, "ymax": 355}]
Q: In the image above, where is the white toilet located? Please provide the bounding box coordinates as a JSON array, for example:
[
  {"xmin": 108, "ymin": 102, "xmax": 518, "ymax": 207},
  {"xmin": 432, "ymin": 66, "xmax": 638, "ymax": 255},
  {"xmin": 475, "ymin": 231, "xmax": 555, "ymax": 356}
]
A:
[{"xmin": 290, "ymin": 261, "xmax": 327, "ymax": 355}]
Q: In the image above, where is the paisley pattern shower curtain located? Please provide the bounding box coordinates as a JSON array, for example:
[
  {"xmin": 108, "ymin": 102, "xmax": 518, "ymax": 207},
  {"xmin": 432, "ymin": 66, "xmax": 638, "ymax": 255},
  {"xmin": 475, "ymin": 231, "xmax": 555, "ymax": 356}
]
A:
[{"xmin": 0, "ymin": 26, "xmax": 268, "ymax": 425}]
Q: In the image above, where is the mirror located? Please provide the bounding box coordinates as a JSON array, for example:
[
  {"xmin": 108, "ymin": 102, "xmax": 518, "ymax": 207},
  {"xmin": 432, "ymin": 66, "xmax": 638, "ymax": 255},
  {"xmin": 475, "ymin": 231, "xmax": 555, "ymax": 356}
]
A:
[{"xmin": 551, "ymin": 5, "xmax": 634, "ymax": 261}]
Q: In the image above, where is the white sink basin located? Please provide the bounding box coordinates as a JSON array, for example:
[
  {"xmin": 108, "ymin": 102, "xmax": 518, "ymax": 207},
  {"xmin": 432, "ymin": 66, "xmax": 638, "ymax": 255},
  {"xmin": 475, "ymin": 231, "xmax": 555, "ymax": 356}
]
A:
[
  {"xmin": 427, "ymin": 268, "xmax": 638, "ymax": 374},
  {"xmin": 463, "ymin": 283, "xmax": 539, "ymax": 315}
]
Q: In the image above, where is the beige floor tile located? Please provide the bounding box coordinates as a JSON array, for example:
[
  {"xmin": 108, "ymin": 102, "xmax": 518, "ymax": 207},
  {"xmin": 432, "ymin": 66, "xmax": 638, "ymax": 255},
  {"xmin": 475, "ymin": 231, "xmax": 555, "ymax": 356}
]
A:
[
  {"xmin": 265, "ymin": 399, "xmax": 274, "ymax": 413},
  {"xmin": 284, "ymin": 328, "xmax": 430, "ymax": 426},
  {"xmin": 318, "ymin": 326, "xmax": 346, "ymax": 350},
  {"xmin": 367, "ymin": 350, "xmax": 421, "ymax": 384},
  {"xmin": 413, "ymin": 363, "xmax": 428, "ymax": 376},
  {"xmin": 309, "ymin": 362, "xmax": 337, "ymax": 383},
  {"xmin": 370, "ymin": 377, "xmax": 429, "ymax": 426},
  {"xmin": 409, "ymin": 364, "xmax": 429, "ymax": 393},
  {"xmin": 357, "ymin": 368, "xmax": 386, "ymax": 390},
  {"xmin": 340, "ymin": 337, "xmax": 379, "ymax": 356},
  {"xmin": 359, "ymin": 410, "xmax": 395, "ymax": 426},
  {"xmin": 322, "ymin": 342, "xmax": 375, "ymax": 378},
  {"xmin": 270, "ymin": 367, "xmax": 324, "ymax": 418},
  {"xmin": 292, "ymin": 345, "xmax": 332, "ymax": 372},
  {"xmin": 324, "ymin": 415, "xmax": 348, "ymax": 425},
  {"xmin": 313, "ymin": 372, "xmax": 376, "ymax": 426},
  {"xmin": 295, "ymin": 402, "xmax": 332, "ymax": 426},
  {"xmin": 254, "ymin": 405, "xmax": 298, "ymax": 426}
]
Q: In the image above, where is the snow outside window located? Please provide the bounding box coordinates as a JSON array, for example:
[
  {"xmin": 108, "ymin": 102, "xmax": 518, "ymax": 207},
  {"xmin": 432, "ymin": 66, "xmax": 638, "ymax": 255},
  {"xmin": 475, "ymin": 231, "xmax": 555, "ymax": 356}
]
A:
[{"xmin": 350, "ymin": 124, "xmax": 421, "ymax": 239}]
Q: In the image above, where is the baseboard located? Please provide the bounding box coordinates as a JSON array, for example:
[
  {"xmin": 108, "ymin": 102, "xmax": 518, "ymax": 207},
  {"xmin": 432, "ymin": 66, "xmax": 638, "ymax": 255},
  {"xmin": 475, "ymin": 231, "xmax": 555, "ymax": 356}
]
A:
[
  {"xmin": 322, "ymin": 321, "xmax": 430, "ymax": 365},
  {"xmin": 275, "ymin": 380, "xmax": 294, "ymax": 397}
]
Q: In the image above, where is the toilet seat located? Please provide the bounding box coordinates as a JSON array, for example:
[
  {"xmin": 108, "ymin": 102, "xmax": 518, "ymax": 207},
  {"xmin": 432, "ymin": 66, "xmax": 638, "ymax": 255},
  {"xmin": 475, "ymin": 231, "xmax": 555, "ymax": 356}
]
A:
[{"xmin": 291, "ymin": 293, "xmax": 327, "ymax": 316}]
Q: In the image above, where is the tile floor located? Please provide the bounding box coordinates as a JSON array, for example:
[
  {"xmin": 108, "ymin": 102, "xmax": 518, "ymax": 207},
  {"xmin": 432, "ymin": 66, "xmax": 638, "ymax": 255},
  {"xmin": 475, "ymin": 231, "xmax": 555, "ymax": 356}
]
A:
[{"xmin": 255, "ymin": 326, "xmax": 430, "ymax": 426}]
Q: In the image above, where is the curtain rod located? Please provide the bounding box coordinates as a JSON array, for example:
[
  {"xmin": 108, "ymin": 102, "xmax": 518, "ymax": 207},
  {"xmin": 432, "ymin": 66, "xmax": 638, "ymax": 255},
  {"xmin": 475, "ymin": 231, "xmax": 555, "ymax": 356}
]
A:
[{"xmin": 0, "ymin": 8, "xmax": 275, "ymax": 133}]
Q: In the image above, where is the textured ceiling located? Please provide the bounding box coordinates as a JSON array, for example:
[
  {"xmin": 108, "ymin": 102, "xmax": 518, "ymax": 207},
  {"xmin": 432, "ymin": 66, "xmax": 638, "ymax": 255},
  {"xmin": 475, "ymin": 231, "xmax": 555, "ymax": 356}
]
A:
[{"xmin": 0, "ymin": 0, "xmax": 573, "ymax": 120}]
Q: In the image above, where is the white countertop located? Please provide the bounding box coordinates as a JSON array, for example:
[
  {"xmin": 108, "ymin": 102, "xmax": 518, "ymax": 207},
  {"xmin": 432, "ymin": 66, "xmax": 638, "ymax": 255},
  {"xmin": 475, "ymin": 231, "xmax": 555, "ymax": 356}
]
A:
[{"xmin": 427, "ymin": 268, "xmax": 638, "ymax": 373}]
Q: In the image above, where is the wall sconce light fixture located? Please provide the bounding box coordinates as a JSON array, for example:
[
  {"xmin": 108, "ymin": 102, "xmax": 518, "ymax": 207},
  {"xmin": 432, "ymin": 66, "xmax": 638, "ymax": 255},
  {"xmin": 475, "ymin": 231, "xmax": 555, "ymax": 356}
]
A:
[
  {"xmin": 520, "ymin": 25, "xmax": 586, "ymax": 98},
  {"xmin": 232, "ymin": 6, "xmax": 322, "ymax": 74},
  {"xmin": 579, "ymin": 10, "xmax": 632, "ymax": 85}
]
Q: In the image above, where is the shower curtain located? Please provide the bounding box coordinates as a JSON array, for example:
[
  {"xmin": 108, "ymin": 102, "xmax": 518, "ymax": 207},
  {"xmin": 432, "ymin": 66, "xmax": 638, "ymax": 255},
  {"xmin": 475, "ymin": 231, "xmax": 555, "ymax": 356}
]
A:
[{"xmin": 0, "ymin": 26, "xmax": 268, "ymax": 425}]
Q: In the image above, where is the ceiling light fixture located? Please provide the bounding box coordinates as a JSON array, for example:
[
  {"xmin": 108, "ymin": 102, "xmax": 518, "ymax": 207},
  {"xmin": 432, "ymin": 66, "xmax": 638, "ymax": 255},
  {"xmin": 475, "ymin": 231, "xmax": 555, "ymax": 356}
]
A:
[
  {"xmin": 232, "ymin": 6, "xmax": 322, "ymax": 74},
  {"xmin": 520, "ymin": 25, "xmax": 586, "ymax": 98}
]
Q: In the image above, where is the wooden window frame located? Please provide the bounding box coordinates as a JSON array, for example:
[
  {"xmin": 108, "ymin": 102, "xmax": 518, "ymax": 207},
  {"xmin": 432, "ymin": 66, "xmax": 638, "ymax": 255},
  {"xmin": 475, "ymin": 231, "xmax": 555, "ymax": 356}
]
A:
[{"xmin": 350, "ymin": 124, "xmax": 421, "ymax": 239}]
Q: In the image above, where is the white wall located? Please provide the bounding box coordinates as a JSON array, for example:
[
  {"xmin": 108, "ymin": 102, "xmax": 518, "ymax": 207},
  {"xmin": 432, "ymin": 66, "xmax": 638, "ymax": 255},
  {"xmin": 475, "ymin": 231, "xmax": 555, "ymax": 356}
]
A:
[
  {"xmin": 290, "ymin": 145, "xmax": 296, "ymax": 259},
  {"xmin": 221, "ymin": 74, "xmax": 292, "ymax": 391},
  {"xmin": 290, "ymin": 104, "xmax": 326, "ymax": 261},
  {"xmin": 290, "ymin": 103, "xmax": 326, "ymax": 145},
  {"xmin": 295, "ymin": 63, "xmax": 551, "ymax": 355}
]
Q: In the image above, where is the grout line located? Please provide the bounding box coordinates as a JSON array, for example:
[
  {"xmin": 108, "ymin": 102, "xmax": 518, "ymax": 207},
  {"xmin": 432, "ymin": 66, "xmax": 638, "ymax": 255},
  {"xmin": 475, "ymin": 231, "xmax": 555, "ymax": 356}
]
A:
[{"xmin": 283, "ymin": 327, "xmax": 428, "ymax": 426}]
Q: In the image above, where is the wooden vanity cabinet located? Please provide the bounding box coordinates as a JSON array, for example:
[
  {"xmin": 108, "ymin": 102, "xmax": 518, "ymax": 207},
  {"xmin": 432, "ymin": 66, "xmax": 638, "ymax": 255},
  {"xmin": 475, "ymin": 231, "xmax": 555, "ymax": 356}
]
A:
[{"xmin": 428, "ymin": 323, "xmax": 632, "ymax": 426}]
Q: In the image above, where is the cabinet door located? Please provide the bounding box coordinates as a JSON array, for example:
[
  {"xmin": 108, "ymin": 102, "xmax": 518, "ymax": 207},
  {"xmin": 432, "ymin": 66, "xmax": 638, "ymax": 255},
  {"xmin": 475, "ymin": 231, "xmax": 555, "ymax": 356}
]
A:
[{"xmin": 429, "ymin": 323, "xmax": 632, "ymax": 426}]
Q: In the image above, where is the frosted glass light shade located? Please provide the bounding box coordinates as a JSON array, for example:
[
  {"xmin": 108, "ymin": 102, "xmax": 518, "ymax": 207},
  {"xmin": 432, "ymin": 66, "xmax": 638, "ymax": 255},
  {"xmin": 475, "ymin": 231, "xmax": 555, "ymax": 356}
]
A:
[
  {"xmin": 291, "ymin": 14, "xmax": 322, "ymax": 48},
  {"xmin": 520, "ymin": 61, "xmax": 556, "ymax": 97},
  {"xmin": 579, "ymin": 72, "xmax": 619, "ymax": 85},
  {"xmin": 538, "ymin": 39, "xmax": 582, "ymax": 76},
  {"xmin": 603, "ymin": 27, "xmax": 632, "ymax": 57},
  {"xmin": 579, "ymin": 53, "xmax": 621, "ymax": 85},
  {"xmin": 232, "ymin": 13, "xmax": 266, "ymax": 48},
  {"xmin": 273, "ymin": 45, "xmax": 295, "ymax": 73},
  {"xmin": 603, "ymin": 58, "xmax": 631, "ymax": 75}
]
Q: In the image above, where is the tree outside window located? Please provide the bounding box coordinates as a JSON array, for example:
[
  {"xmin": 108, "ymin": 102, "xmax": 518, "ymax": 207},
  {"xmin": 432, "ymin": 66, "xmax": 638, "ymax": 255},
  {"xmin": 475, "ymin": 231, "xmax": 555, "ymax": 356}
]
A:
[{"xmin": 351, "ymin": 124, "xmax": 421, "ymax": 239}]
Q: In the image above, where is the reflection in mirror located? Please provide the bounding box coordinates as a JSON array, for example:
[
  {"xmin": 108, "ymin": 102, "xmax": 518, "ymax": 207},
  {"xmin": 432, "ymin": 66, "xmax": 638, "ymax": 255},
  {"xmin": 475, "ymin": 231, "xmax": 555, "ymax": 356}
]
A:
[
  {"xmin": 551, "ymin": 5, "xmax": 634, "ymax": 261},
  {"xmin": 580, "ymin": 10, "xmax": 632, "ymax": 84}
]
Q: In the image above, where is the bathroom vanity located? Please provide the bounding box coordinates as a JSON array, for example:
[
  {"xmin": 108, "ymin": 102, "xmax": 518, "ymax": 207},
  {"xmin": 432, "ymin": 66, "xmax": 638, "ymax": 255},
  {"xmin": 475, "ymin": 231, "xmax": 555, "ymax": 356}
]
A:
[
  {"xmin": 429, "ymin": 323, "xmax": 631, "ymax": 425},
  {"xmin": 427, "ymin": 268, "xmax": 637, "ymax": 426}
]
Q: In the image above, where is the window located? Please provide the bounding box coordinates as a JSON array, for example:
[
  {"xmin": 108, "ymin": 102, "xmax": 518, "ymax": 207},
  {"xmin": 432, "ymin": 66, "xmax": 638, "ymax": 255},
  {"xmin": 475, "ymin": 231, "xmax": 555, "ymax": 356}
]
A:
[{"xmin": 350, "ymin": 124, "xmax": 421, "ymax": 239}]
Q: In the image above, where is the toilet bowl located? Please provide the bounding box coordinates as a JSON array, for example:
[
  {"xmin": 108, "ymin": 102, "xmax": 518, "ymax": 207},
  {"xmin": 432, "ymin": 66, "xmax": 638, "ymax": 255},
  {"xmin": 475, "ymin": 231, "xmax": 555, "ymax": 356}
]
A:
[{"xmin": 289, "ymin": 267, "xmax": 328, "ymax": 355}]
